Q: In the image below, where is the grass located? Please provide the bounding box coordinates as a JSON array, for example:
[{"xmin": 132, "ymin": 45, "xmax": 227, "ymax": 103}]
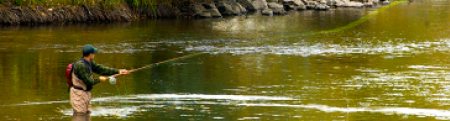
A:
[{"xmin": 0, "ymin": 0, "xmax": 192, "ymax": 12}]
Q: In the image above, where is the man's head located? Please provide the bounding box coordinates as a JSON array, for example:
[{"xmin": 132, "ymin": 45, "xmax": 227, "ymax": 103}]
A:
[{"xmin": 82, "ymin": 45, "xmax": 98, "ymax": 60}]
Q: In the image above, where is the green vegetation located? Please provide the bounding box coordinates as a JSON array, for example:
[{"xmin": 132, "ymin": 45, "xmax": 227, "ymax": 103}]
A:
[{"xmin": 0, "ymin": 0, "xmax": 187, "ymax": 10}]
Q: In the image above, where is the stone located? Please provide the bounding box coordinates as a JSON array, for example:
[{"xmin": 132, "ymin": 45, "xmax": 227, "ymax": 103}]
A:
[
  {"xmin": 343, "ymin": 1, "xmax": 364, "ymax": 7},
  {"xmin": 364, "ymin": 3, "xmax": 374, "ymax": 7},
  {"xmin": 193, "ymin": 3, "xmax": 222, "ymax": 17},
  {"xmin": 314, "ymin": 4, "xmax": 330, "ymax": 10},
  {"xmin": 200, "ymin": 11, "xmax": 212, "ymax": 18},
  {"xmin": 372, "ymin": 0, "xmax": 379, "ymax": 5},
  {"xmin": 285, "ymin": 5, "xmax": 298, "ymax": 10},
  {"xmin": 217, "ymin": 0, "xmax": 247, "ymax": 16},
  {"xmin": 305, "ymin": 1, "xmax": 318, "ymax": 9},
  {"xmin": 261, "ymin": 9, "xmax": 273, "ymax": 16},
  {"xmin": 267, "ymin": 3, "xmax": 286, "ymax": 15},
  {"xmin": 382, "ymin": 0, "xmax": 390, "ymax": 5},
  {"xmin": 283, "ymin": 0, "xmax": 305, "ymax": 10},
  {"xmin": 237, "ymin": 0, "xmax": 268, "ymax": 11},
  {"xmin": 209, "ymin": 9, "xmax": 222, "ymax": 17},
  {"xmin": 283, "ymin": 0, "xmax": 304, "ymax": 6},
  {"xmin": 252, "ymin": 0, "xmax": 269, "ymax": 10},
  {"xmin": 193, "ymin": 4, "xmax": 206, "ymax": 15}
]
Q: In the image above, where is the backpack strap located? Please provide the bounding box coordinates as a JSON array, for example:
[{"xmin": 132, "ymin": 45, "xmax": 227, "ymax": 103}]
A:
[{"xmin": 70, "ymin": 58, "xmax": 93, "ymax": 91}]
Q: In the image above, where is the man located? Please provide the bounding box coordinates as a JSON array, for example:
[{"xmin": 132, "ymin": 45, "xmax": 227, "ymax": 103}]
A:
[{"xmin": 70, "ymin": 45, "xmax": 129, "ymax": 115}]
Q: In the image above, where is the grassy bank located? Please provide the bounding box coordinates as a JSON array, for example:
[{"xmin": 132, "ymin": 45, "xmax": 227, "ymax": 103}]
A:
[{"xmin": 1, "ymin": 0, "xmax": 185, "ymax": 7}]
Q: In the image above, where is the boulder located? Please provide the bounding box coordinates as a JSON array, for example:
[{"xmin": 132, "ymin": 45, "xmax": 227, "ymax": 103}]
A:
[
  {"xmin": 209, "ymin": 9, "xmax": 222, "ymax": 17},
  {"xmin": 326, "ymin": 0, "xmax": 337, "ymax": 6},
  {"xmin": 193, "ymin": 3, "xmax": 222, "ymax": 18},
  {"xmin": 314, "ymin": 0, "xmax": 330, "ymax": 10},
  {"xmin": 334, "ymin": 0, "xmax": 346, "ymax": 6},
  {"xmin": 343, "ymin": 1, "xmax": 364, "ymax": 7},
  {"xmin": 283, "ymin": 0, "xmax": 306, "ymax": 10},
  {"xmin": 285, "ymin": 5, "xmax": 297, "ymax": 10},
  {"xmin": 382, "ymin": 0, "xmax": 390, "ymax": 5},
  {"xmin": 217, "ymin": 0, "xmax": 247, "ymax": 16},
  {"xmin": 283, "ymin": 0, "xmax": 303, "ymax": 6},
  {"xmin": 200, "ymin": 11, "xmax": 212, "ymax": 18},
  {"xmin": 372, "ymin": 0, "xmax": 379, "ymax": 5},
  {"xmin": 315, "ymin": 4, "xmax": 330, "ymax": 10},
  {"xmin": 267, "ymin": 3, "xmax": 286, "ymax": 15},
  {"xmin": 237, "ymin": 0, "xmax": 268, "ymax": 11},
  {"xmin": 261, "ymin": 9, "xmax": 273, "ymax": 16},
  {"xmin": 305, "ymin": 1, "xmax": 318, "ymax": 9},
  {"xmin": 193, "ymin": 4, "xmax": 206, "ymax": 15}
]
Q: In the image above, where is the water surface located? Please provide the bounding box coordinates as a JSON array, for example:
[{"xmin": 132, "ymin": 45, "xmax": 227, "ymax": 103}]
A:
[{"xmin": 1, "ymin": 0, "xmax": 450, "ymax": 120}]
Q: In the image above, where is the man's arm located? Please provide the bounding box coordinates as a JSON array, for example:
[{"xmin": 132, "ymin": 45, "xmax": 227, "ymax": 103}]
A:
[
  {"xmin": 91, "ymin": 61, "xmax": 120, "ymax": 76},
  {"xmin": 73, "ymin": 62, "xmax": 100, "ymax": 86}
]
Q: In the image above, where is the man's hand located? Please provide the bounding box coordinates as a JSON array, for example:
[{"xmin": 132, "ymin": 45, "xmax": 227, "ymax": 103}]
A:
[
  {"xmin": 99, "ymin": 76, "xmax": 108, "ymax": 82},
  {"xmin": 119, "ymin": 69, "xmax": 130, "ymax": 75}
]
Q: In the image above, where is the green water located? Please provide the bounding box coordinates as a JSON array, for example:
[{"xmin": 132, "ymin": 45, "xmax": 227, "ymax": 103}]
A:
[{"xmin": 2, "ymin": 0, "xmax": 450, "ymax": 120}]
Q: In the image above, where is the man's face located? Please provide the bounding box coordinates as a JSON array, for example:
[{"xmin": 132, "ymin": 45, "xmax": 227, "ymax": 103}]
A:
[{"xmin": 89, "ymin": 53, "xmax": 95, "ymax": 60}]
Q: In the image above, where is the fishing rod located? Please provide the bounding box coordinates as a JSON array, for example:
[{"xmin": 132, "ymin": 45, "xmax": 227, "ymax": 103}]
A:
[
  {"xmin": 107, "ymin": 52, "xmax": 206, "ymax": 84},
  {"xmin": 107, "ymin": 0, "xmax": 409, "ymax": 84}
]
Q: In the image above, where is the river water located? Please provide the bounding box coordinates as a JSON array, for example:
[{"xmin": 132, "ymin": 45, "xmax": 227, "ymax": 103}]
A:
[{"xmin": 1, "ymin": 0, "xmax": 449, "ymax": 120}]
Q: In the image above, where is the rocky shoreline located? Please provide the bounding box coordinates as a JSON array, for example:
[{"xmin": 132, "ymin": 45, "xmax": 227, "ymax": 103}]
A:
[{"xmin": 0, "ymin": 0, "xmax": 392, "ymax": 25}]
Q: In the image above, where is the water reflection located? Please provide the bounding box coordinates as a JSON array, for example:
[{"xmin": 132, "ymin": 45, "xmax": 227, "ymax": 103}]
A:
[{"xmin": 1, "ymin": 0, "xmax": 450, "ymax": 121}]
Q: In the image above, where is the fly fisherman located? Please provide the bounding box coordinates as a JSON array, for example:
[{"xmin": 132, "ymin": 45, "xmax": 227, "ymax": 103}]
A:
[{"xmin": 70, "ymin": 45, "xmax": 129, "ymax": 115}]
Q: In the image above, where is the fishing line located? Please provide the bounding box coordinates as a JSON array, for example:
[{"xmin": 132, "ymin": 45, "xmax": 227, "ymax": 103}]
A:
[{"xmin": 109, "ymin": 0, "xmax": 408, "ymax": 102}]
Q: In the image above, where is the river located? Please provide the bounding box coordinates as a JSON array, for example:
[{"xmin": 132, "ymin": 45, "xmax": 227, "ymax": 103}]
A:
[{"xmin": 1, "ymin": 0, "xmax": 450, "ymax": 120}]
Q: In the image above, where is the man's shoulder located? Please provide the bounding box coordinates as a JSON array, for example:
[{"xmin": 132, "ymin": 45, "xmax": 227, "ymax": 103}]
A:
[{"xmin": 74, "ymin": 60, "xmax": 90, "ymax": 68}]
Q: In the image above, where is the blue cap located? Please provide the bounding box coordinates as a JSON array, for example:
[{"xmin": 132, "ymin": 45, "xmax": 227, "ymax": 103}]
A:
[{"xmin": 83, "ymin": 45, "xmax": 98, "ymax": 55}]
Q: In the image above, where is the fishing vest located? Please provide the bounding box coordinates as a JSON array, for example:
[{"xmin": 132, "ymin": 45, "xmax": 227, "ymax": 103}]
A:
[{"xmin": 71, "ymin": 58, "xmax": 94, "ymax": 91}]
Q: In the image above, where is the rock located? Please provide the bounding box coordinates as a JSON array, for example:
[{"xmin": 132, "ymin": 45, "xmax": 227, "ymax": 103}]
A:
[
  {"xmin": 372, "ymin": 0, "xmax": 379, "ymax": 5},
  {"xmin": 193, "ymin": 4, "xmax": 206, "ymax": 15},
  {"xmin": 283, "ymin": 0, "xmax": 303, "ymax": 6},
  {"xmin": 343, "ymin": 1, "xmax": 364, "ymax": 7},
  {"xmin": 193, "ymin": 3, "xmax": 222, "ymax": 17},
  {"xmin": 267, "ymin": 3, "xmax": 286, "ymax": 15},
  {"xmin": 200, "ymin": 11, "xmax": 212, "ymax": 18},
  {"xmin": 334, "ymin": 0, "xmax": 346, "ymax": 6},
  {"xmin": 364, "ymin": 2, "xmax": 374, "ymax": 7},
  {"xmin": 217, "ymin": 0, "xmax": 247, "ymax": 16},
  {"xmin": 315, "ymin": 4, "xmax": 330, "ymax": 10},
  {"xmin": 203, "ymin": 3, "xmax": 215, "ymax": 9},
  {"xmin": 326, "ymin": 0, "xmax": 336, "ymax": 6},
  {"xmin": 238, "ymin": 3, "xmax": 248, "ymax": 14},
  {"xmin": 283, "ymin": 0, "xmax": 306, "ymax": 10},
  {"xmin": 237, "ymin": 0, "xmax": 268, "ymax": 11},
  {"xmin": 261, "ymin": 9, "xmax": 273, "ymax": 16},
  {"xmin": 319, "ymin": 0, "xmax": 327, "ymax": 4},
  {"xmin": 382, "ymin": 0, "xmax": 390, "ymax": 5},
  {"xmin": 305, "ymin": 1, "xmax": 318, "ymax": 9},
  {"xmin": 209, "ymin": 9, "xmax": 222, "ymax": 17},
  {"xmin": 285, "ymin": 5, "xmax": 297, "ymax": 10},
  {"xmin": 252, "ymin": 0, "xmax": 269, "ymax": 10}
]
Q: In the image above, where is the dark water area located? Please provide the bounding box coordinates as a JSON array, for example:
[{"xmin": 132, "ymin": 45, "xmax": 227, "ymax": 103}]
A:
[{"xmin": 2, "ymin": 0, "xmax": 450, "ymax": 120}]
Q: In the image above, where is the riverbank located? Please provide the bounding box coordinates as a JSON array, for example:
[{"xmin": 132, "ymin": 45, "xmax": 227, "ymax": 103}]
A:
[{"xmin": 0, "ymin": 0, "xmax": 393, "ymax": 25}]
